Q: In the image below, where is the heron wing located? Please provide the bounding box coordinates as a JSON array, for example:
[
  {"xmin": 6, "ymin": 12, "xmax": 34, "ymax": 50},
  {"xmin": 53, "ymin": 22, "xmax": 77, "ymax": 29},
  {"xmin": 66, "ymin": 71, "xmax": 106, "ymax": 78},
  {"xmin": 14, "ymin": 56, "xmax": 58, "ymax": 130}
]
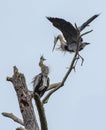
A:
[
  {"xmin": 47, "ymin": 17, "xmax": 77, "ymax": 42},
  {"xmin": 79, "ymin": 14, "xmax": 99, "ymax": 31},
  {"xmin": 47, "ymin": 77, "xmax": 50, "ymax": 89},
  {"xmin": 32, "ymin": 73, "xmax": 42, "ymax": 93}
]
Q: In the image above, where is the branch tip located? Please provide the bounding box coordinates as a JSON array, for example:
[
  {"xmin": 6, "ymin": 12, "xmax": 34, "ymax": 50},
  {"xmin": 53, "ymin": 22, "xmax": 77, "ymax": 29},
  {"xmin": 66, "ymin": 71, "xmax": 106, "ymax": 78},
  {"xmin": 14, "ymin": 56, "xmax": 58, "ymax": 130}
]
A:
[
  {"xmin": 2, "ymin": 112, "xmax": 24, "ymax": 126},
  {"xmin": 16, "ymin": 127, "xmax": 26, "ymax": 130},
  {"xmin": 13, "ymin": 66, "xmax": 19, "ymax": 74},
  {"xmin": 6, "ymin": 77, "xmax": 13, "ymax": 82}
]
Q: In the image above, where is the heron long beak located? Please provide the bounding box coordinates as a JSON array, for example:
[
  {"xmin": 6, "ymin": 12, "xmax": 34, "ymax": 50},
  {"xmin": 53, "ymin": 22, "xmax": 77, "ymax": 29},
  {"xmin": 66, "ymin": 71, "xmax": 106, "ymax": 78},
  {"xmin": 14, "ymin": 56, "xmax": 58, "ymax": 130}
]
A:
[
  {"xmin": 41, "ymin": 55, "xmax": 46, "ymax": 61},
  {"xmin": 85, "ymin": 42, "xmax": 90, "ymax": 45},
  {"xmin": 52, "ymin": 36, "xmax": 58, "ymax": 52},
  {"xmin": 43, "ymin": 58, "xmax": 46, "ymax": 61}
]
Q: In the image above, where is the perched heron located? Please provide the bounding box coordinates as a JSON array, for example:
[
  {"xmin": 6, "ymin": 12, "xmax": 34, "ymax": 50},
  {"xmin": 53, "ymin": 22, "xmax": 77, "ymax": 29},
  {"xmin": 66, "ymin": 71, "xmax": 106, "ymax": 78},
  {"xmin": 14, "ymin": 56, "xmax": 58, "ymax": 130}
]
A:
[
  {"xmin": 47, "ymin": 14, "xmax": 99, "ymax": 53},
  {"xmin": 32, "ymin": 56, "xmax": 50, "ymax": 97}
]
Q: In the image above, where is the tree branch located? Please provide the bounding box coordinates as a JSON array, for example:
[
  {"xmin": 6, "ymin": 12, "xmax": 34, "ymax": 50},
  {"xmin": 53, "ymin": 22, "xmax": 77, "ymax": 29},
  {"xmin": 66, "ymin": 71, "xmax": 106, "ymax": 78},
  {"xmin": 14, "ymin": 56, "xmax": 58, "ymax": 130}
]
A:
[
  {"xmin": 42, "ymin": 27, "xmax": 81, "ymax": 104},
  {"xmin": 16, "ymin": 127, "xmax": 26, "ymax": 130},
  {"xmin": 2, "ymin": 112, "xmax": 24, "ymax": 126},
  {"xmin": 4, "ymin": 66, "xmax": 39, "ymax": 130},
  {"xmin": 42, "ymin": 51, "xmax": 78, "ymax": 104},
  {"xmin": 34, "ymin": 93, "xmax": 48, "ymax": 130},
  {"xmin": 47, "ymin": 82, "xmax": 61, "ymax": 91},
  {"xmin": 7, "ymin": 77, "xmax": 13, "ymax": 82},
  {"xmin": 81, "ymin": 30, "xmax": 93, "ymax": 37}
]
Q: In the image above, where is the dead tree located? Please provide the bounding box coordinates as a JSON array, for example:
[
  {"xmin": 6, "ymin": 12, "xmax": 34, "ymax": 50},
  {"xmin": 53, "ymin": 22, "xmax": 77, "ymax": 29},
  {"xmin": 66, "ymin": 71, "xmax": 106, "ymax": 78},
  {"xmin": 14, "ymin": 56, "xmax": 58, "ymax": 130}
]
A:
[{"xmin": 2, "ymin": 26, "xmax": 90, "ymax": 130}]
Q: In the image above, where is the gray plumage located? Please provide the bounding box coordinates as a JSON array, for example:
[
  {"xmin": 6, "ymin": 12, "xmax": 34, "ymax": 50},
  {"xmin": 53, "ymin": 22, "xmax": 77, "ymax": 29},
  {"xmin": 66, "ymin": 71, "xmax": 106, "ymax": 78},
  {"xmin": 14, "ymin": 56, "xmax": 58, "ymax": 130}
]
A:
[
  {"xmin": 32, "ymin": 73, "xmax": 49, "ymax": 97},
  {"xmin": 47, "ymin": 14, "xmax": 99, "ymax": 53},
  {"xmin": 79, "ymin": 14, "xmax": 99, "ymax": 31}
]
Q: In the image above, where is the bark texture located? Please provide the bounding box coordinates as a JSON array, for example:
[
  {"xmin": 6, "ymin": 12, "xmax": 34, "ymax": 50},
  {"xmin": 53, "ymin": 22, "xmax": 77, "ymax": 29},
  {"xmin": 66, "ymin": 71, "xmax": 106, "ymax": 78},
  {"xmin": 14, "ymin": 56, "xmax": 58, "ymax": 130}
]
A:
[{"xmin": 7, "ymin": 66, "xmax": 39, "ymax": 130}]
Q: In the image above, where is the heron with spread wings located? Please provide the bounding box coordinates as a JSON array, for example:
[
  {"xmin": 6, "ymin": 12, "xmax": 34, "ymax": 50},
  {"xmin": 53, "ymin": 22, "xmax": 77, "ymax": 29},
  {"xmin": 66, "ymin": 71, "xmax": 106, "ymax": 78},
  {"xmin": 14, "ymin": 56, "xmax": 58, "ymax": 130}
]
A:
[{"xmin": 47, "ymin": 14, "xmax": 99, "ymax": 55}]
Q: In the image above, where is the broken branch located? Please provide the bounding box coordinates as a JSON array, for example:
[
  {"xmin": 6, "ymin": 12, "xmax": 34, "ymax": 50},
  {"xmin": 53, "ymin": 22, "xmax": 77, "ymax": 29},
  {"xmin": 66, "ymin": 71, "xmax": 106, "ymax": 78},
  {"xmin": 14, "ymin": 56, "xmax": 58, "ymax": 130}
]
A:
[{"xmin": 2, "ymin": 112, "xmax": 24, "ymax": 126}]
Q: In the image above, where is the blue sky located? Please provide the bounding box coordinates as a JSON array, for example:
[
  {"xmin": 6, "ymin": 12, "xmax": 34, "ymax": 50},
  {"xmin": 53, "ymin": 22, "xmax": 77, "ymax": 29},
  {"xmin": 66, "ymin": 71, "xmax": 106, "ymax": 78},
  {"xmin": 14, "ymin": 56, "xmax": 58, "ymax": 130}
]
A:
[{"xmin": 0, "ymin": 0, "xmax": 106, "ymax": 130}]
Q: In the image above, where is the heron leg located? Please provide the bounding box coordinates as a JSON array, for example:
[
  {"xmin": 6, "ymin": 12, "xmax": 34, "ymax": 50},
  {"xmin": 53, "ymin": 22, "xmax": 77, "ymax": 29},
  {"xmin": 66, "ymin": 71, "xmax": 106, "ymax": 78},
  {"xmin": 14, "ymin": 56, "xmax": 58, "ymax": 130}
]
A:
[
  {"xmin": 74, "ymin": 53, "xmax": 84, "ymax": 69},
  {"xmin": 78, "ymin": 54, "xmax": 84, "ymax": 66}
]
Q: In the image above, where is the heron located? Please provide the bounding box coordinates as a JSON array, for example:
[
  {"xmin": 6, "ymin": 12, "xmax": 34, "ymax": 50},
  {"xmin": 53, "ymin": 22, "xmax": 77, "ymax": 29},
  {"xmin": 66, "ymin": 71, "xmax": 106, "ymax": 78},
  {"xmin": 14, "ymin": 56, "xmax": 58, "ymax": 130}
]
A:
[
  {"xmin": 47, "ymin": 14, "xmax": 99, "ymax": 63},
  {"xmin": 32, "ymin": 56, "xmax": 50, "ymax": 97}
]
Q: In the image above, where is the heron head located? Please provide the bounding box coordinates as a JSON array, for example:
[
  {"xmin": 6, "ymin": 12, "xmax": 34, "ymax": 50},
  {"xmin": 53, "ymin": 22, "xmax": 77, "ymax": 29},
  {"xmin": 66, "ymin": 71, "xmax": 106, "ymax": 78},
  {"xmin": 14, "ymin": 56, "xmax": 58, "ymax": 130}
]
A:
[
  {"xmin": 40, "ymin": 55, "xmax": 46, "ymax": 61},
  {"xmin": 52, "ymin": 35, "xmax": 66, "ymax": 52}
]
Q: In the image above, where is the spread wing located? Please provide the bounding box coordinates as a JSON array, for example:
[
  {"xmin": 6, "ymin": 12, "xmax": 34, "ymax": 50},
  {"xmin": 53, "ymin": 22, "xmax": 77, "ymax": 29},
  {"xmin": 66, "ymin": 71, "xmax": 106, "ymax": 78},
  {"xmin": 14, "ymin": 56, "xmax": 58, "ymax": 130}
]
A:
[
  {"xmin": 79, "ymin": 14, "xmax": 99, "ymax": 31},
  {"xmin": 47, "ymin": 17, "xmax": 77, "ymax": 42}
]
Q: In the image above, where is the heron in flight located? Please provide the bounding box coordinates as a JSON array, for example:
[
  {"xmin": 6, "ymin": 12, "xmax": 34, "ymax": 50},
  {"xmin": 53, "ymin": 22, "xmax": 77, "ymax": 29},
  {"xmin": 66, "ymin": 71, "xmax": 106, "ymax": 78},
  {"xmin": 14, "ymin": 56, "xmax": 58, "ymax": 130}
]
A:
[
  {"xmin": 47, "ymin": 14, "xmax": 99, "ymax": 55},
  {"xmin": 32, "ymin": 56, "xmax": 50, "ymax": 97}
]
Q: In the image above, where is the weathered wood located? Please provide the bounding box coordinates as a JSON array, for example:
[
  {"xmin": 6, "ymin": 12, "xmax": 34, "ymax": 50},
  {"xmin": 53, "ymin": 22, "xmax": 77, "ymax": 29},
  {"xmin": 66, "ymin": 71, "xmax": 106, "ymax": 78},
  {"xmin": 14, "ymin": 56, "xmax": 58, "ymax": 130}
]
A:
[
  {"xmin": 2, "ymin": 112, "xmax": 24, "ymax": 126},
  {"xmin": 16, "ymin": 127, "xmax": 26, "ymax": 130},
  {"xmin": 34, "ymin": 93, "xmax": 48, "ymax": 130},
  {"xmin": 7, "ymin": 66, "xmax": 39, "ymax": 130}
]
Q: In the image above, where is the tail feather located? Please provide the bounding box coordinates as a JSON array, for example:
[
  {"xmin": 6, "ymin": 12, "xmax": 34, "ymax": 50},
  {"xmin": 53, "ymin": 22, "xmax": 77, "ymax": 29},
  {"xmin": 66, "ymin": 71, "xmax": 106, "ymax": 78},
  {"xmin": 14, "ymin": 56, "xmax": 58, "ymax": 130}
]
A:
[{"xmin": 79, "ymin": 14, "xmax": 100, "ymax": 31}]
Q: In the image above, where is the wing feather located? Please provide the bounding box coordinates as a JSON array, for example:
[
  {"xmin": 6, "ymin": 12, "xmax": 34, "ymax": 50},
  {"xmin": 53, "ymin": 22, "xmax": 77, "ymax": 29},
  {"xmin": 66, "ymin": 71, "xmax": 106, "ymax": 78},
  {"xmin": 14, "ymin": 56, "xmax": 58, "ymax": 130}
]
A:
[
  {"xmin": 79, "ymin": 14, "xmax": 99, "ymax": 31},
  {"xmin": 32, "ymin": 73, "xmax": 42, "ymax": 93},
  {"xmin": 47, "ymin": 17, "xmax": 77, "ymax": 42}
]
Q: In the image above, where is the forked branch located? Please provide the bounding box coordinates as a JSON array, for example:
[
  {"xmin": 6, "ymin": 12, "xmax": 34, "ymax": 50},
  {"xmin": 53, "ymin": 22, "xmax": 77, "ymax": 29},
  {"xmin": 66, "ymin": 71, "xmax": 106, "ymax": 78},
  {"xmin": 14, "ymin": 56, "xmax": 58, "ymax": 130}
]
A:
[{"xmin": 42, "ymin": 25, "xmax": 81, "ymax": 104}]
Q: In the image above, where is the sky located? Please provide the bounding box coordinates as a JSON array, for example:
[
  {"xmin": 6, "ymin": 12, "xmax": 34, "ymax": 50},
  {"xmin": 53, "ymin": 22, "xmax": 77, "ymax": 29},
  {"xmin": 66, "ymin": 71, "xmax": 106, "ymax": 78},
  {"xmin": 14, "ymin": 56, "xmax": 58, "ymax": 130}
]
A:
[{"xmin": 0, "ymin": 0, "xmax": 106, "ymax": 130}]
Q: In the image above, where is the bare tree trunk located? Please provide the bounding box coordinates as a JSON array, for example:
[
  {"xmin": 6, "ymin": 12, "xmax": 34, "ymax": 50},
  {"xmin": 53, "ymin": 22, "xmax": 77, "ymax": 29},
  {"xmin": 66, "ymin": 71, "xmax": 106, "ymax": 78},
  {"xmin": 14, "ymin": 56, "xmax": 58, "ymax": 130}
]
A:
[{"xmin": 7, "ymin": 66, "xmax": 39, "ymax": 130}]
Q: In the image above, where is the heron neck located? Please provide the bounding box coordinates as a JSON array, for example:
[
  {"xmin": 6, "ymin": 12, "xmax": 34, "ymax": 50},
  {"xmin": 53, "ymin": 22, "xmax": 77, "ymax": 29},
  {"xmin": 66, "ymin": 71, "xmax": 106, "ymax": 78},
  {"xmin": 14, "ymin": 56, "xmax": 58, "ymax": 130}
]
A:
[
  {"xmin": 39, "ymin": 61, "xmax": 45, "ymax": 68},
  {"xmin": 58, "ymin": 35, "xmax": 66, "ymax": 44}
]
